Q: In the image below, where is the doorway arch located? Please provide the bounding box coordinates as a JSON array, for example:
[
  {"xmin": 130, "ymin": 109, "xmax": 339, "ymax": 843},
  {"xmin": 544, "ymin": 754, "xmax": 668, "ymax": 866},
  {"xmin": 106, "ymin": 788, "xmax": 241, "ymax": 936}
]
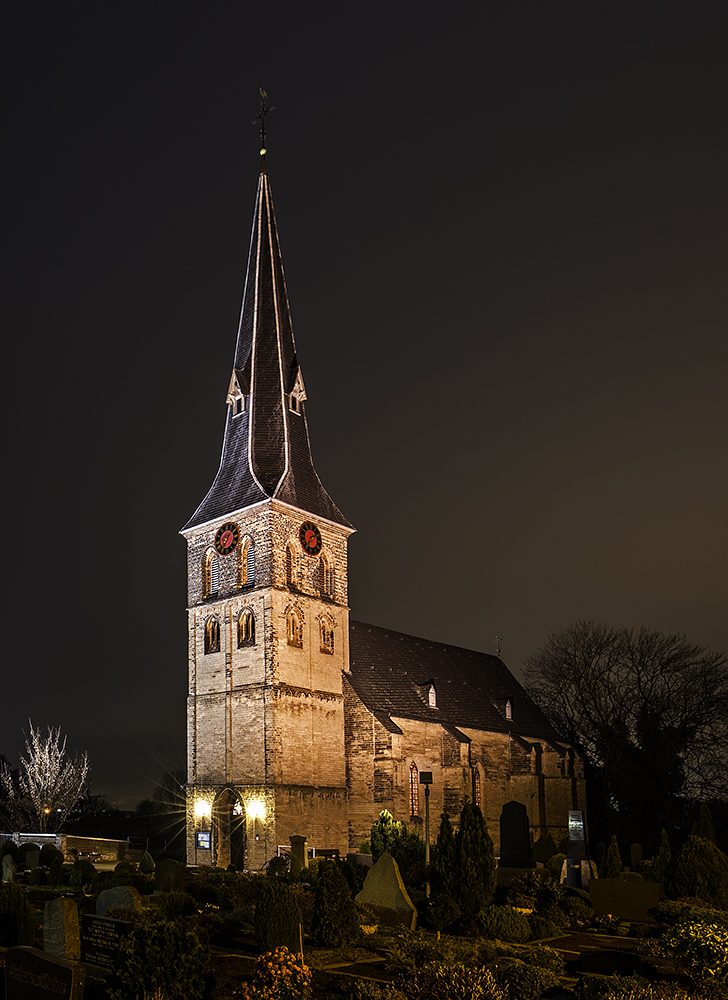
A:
[{"xmin": 213, "ymin": 788, "xmax": 246, "ymax": 869}]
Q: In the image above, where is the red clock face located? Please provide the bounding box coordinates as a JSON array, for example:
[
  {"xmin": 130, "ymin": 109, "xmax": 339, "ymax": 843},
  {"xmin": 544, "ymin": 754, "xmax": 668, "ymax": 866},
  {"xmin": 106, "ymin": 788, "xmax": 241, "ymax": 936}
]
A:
[
  {"xmin": 299, "ymin": 521, "xmax": 322, "ymax": 556},
  {"xmin": 215, "ymin": 522, "xmax": 240, "ymax": 556}
]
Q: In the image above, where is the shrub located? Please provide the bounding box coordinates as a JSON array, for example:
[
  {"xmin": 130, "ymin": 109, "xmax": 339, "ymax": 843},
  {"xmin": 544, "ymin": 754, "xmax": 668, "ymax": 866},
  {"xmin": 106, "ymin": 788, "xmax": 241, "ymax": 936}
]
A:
[
  {"xmin": 649, "ymin": 828, "xmax": 672, "ymax": 884},
  {"xmin": 506, "ymin": 869, "xmax": 551, "ymax": 909},
  {"xmin": 255, "ymin": 878, "xmax": 303, "ymax": 953},
  {"xmin": 139, "ymin": 850, "xmax": 155, "ymax": 874},
  {"xmin": 157, "ymin": 889, "xmax": 198, "ymax": 919},
  {"xmin": 39, "ymin": 844, "xmax": 64, "ymax": 867},
  {"xmin": 17, "ymin": 842, "xmax": 40, "ymax": 865},
  {"xmin": 238, "ymin": 946, "xmax": 312, "ymax": 1000},
  {"xmin": 359, "ymin": 840, "xmax": 372, "ymax": 855},
  {"xmin": 665, "ymin": 835, "xmax": 728, "ymax": 910},
  {"xmin": 532, "ymin": 832, "xmax": 559, "ymax": 863},
  {"xmin": 0, "ymin": 882, "xmax": 36, "ymax": 946},
  {"xmin": 311, "ymin": 861, "xmax": 360, "ymax": 947},
  {"xmin": 427, "ymin": 892, "xmax": 461, "ymax": 933},
  {"xmin": 385, "ymin": 928, "xmax": 444, "ymax": 971},
  {"xmin": 69, "ymin": 858, "xmax": 98, "ymax": 887},
  {"xmin": 527, "ymin": 913, "xmax": 561, "ymax": 939},
  {"xmin": 344, "ymin": 982, "xmax": 405, "ymax": 1000},
  {"xmin": 401, "ymin": 962, "xmax": 507, "ymax": 1000},
  {"xmin": 479, "ymin": 904, "xmax": 530, "ymax": 942},
  {"xmin": 28, "ymin": 867, "xmax": 47, "ymax": 886},
  {"xmin": 574, "ymin": 974, "xmax": 708, "ymax": 998},
  {"xmin": 496, "ymin": 958, "xmax": 560, "ymax": 999},
  {"xmin": 455, "ymin": 802, "xmax": 497, "ymax": 923},
  {"xmin": 662, "ymin": 921, "xmax": 728, "ymax": 982},
  {"xmin": 1, "ymin": 841, "xmax": 18, "ymax": 861},
  {"xmin": 527, "ymin": 944, "xmax": 566, "ymax": 973},
  {"xmin": 546, "ymin": 852, "xmax": 566, "ymax": 879},
  {"xmin": 107, "ymin": 912, "xmax": 208, "ymax": 1000}
]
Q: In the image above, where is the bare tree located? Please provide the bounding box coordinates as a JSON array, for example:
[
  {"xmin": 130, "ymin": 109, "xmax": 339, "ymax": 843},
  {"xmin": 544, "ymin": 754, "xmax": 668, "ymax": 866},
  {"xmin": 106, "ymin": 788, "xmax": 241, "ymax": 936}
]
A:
[
  {"xmin": 0, "ymin": 723, "xmax": 90, "ymax": 833},
  {"xmin": 523, "ymin": 622, "xmax": 728, "ymax": 841}
]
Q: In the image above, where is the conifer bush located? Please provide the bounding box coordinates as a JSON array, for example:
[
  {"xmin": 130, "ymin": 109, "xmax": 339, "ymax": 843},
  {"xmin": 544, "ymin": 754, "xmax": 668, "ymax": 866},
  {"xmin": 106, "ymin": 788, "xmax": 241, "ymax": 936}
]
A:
[
  {"xmin": 601, "ymin": 835, "xmax": 623, "ymax": 878},
  {"xmin": 139, "ymin": 850, "xmax": 155, "ymax": 874},
  {"xmin": 311, "ymin": 861, "xmax": 360, "ymax": 948},
  {"xmin": 662, "ymin": 920, "xmax": 728, "ymax": 982},
  {"xmin": 401, "ymin": 962, "xmax": 507, "ymax": 1000},
  {"xmin": 496, "ymin": 958, "xmax": 560, "ymax": 999},
  {"xmin": 479, "ymin": 904, "xmax": 530, "ymax": 942},
  {"xmin": 108, "ymin": 912, "xmax": 208, "ymax": 1000},
  {"xmin": 255, "ymin": 878, "xmax": 303, "ymax": 953},
  {"xmin": 0, "ymin": 882, "xmax": 36, "ymax": 946},
  {"xmin": 665, "ymin": 835, "xmax": 728, "ymax": 909}
]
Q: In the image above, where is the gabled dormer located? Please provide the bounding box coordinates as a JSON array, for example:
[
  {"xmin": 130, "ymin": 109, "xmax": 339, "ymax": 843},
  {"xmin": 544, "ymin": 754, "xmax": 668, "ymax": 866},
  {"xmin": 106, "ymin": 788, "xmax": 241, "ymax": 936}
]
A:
[{"xmin": 289, "ymin": 367, "xmax": 307, "ymax": 415}]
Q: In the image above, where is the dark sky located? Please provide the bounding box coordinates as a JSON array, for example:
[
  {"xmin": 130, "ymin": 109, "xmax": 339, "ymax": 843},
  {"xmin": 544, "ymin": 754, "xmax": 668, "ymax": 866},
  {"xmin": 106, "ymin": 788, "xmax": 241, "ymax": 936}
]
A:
[{"xmin": 4, "ymin": 2, "xmax": 727, "ymax": 808}]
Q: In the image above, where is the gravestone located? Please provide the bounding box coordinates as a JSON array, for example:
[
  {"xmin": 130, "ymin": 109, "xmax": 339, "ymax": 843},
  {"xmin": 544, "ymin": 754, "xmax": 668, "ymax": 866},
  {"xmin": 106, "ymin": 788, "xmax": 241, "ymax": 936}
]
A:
[
  {"xmin": 356, "ymin": 851, "xmax": 417, "ymax": 930},
  {"xmin": 96, "ymin": 884, "xmax": 142, "ymax": 916},
  {"xmin": 44, "ymin": 897, "xmax": 81, "ymax": 960},
  {"xmin": 154, "ymin": 857, "xmax": 185, "ymax": 894},
  {"xmin": 3, "ymin": 854, "xmax": 17, "ymax": 882},
  {"xmin": 290, "ymin": 835, "xmax": 308, "ymax": 875},
  {"xmin": 567, "ymin": 809, "xmax": 587, "ymax": 860},
  {"xmin": 499, "ymin": 801, "xmax": 531, "ymax": 865},
  {"xmin": 5, "ymin": 945, "xmax": 85, "ymax": 1000},
  {"xmin": 630, "ymin": 843, "xmax": 643, "ymax": 868},
  {"xmin": 81, "ymin": 913, "xmax": 134, "ymax": 969},
  {"xmin": 590, "ymin": 877, "xmax": 660, "ymax": 923}
]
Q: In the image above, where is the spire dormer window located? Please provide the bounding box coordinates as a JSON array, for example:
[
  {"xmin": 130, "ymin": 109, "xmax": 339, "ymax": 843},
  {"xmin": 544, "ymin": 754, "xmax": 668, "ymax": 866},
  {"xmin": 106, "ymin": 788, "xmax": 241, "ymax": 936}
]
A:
[
  {"xmin": 289, "ymin": 368, "xmax": 307, "ymax": 415},
  {"xmin": 226, "ymin": 370, "xmax": 248, "ymax": 418}
]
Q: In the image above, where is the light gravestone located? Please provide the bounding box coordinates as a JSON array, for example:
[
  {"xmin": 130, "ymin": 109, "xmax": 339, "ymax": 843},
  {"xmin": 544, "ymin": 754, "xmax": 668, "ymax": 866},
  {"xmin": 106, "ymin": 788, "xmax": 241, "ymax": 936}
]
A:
[
  {"xmin": 356, "ymin": 851, "xmax": 417, "ymax": 930},
  {"xmin": 44, "ymin": 897, "xmax": 81, "ymax": 960},
  {"xmin": 96, "ymin": 884, "xmax": 142, "ymax": 916},
  {"xmin": 567, "ymin": 810, "xmax": 587, "ymax": 859},
  {"xmin": 3, "ymin": 854, "xmax": 17, "ymax": 882},
  {"xmin": 5, "ymin": 946, "xmax": 85, "ymax": 1000}
]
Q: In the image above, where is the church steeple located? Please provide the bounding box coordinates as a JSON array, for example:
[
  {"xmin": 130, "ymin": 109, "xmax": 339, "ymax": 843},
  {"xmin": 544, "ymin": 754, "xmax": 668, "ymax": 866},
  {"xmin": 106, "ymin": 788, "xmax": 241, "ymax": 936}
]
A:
[{"xmin": 183, "ymin": 164, "xmax": 350, "ymax": 531}]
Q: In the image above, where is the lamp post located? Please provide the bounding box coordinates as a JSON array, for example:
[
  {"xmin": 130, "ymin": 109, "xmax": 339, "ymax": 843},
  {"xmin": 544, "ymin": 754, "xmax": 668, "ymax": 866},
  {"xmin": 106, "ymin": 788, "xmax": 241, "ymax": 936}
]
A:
[{"xmin": 419, "ymin": 771, "xmax": 433, "ymax": 897}]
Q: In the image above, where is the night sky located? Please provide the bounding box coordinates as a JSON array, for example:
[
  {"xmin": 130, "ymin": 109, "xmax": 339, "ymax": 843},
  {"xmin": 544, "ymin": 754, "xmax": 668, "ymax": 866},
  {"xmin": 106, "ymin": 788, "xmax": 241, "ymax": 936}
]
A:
[{"xmin": 5, "ymin": 3, "xmax": 727, "ymax": 808}]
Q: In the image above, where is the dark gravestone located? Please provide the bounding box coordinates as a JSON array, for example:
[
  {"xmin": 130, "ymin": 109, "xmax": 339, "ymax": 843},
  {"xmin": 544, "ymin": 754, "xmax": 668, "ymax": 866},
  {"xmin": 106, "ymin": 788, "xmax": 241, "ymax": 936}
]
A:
[
  {"xmin": 5, "ymin": 946, "xmax": 85, "ymax": 1000},
  {"xmin": 499, "ymin": 801, "xmax": 531, "ymax": 866},
  {"xmin": 81, "ymin": 913, "xmax": 134, "ymax": 969},
  {"xmin": 630, "ymin": 842, "xmax": 643, "ymax": 868},
  {"xmin": 155, "ymin": 857, "xmax": 185, "ymax": 894},
  {"xmin": 44, "ymin": 897, "xmax": 81, "ymax": 960}
]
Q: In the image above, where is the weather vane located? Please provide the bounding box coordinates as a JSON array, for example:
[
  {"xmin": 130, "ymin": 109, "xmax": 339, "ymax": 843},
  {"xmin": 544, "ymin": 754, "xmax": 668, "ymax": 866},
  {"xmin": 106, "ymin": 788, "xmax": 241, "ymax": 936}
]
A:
[
  {"xmin": 495, "ymin": 635, "xmax": 502, "ymax": 656},
  {"xmin": 253, "ymin": 89, "xmax": 276, "ymax": 155}
]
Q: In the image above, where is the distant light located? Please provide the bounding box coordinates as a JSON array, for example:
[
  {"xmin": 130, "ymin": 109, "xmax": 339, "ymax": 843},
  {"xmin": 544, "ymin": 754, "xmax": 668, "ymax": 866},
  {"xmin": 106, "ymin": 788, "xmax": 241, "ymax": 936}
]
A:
[
  {"xmin": 248, "ymin": 799, "xmax": 266, "ymax": 821},
  {"xmin": 260, "ymin": 148, "xmax": 267, "ymax": 156}
]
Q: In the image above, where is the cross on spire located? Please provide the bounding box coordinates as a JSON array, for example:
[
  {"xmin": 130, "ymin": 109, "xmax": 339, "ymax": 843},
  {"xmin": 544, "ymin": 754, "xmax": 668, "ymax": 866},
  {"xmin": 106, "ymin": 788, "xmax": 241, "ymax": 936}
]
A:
[
  {"xmin": 495, "ymin": 635, "xmax": 502, "ymax": 656},
  {"xmin": 253, "ymin": 89, "xmax": 276, "ymax": 155}
]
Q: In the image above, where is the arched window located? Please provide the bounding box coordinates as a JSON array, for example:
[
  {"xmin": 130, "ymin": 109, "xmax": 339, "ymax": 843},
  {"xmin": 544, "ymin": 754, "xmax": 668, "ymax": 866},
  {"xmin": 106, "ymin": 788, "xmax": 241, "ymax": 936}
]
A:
[
  {"xmin": 318, "ymin": 553, "xmax": 334, "ymax": 598},
  {"xmin": 474, "ymin": 768, "xmax": 482, "ymax": 810},
  {"xmin": 204, "ymin": 617, "xmax": 221, "ymax": 654},
  {"xmin": 320, "ymin": 617, "xmax": 334, "ymax": 654},
  {"xmin": 409, "ymin": 762, "xmax": 419, "ymax": 818},
  {"xmin": 238, "ymin": 609, "xmax": 255, "ymax": 647},
  {"xmin": 203, "ymin": 550, "xmax": 219, "ymax": 599},
  {"xmin": 287, "ymin": 610, "xmax": 303, "ymax": 648},
  {"xmin": 428, "ymin": 684, "xmax": 437, "ymax": 708},
  {"xmin": 286, "ymin": 544, "xmax": 298, "ymax": 588},
  {"xmin": 239, "ymin": 537, "xmax": 255, "ymax": 588}
]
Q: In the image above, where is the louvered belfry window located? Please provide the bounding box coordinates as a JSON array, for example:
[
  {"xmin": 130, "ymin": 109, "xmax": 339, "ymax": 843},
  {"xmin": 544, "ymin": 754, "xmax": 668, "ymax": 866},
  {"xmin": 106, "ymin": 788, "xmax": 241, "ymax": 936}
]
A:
[
  {"xmin": 210, "ymin": 556, "xmax": 219, "ymax": 597},
  {"xmin": 246, "ymin": 542, "xmax": 255, "ymax": 586},
  {"xmin": 203, "ymin": 550, "xmax": 219, "ymax": 599},
  {"xmin": 409, "ymin": 763, "xmax": 419, "ymax": 818}
]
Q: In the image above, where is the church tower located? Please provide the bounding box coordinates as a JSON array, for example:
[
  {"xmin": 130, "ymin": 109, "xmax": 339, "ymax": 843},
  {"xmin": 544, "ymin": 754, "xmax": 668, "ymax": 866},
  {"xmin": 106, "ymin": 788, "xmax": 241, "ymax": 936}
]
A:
[{"xmin": 182, "ymin": 148, "xmax": 354, "ymax": 868}]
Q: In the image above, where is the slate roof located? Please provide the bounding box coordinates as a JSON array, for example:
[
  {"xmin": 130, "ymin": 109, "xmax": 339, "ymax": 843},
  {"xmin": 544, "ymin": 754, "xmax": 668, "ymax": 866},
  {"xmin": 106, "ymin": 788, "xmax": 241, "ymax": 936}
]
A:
[
  {"xmin": 347, "ymin": 620, "xmax": 565, "ymax": 744},
  {"xmin": 183, "ymin": 168, "xmax": 351, "ymax": 532}
]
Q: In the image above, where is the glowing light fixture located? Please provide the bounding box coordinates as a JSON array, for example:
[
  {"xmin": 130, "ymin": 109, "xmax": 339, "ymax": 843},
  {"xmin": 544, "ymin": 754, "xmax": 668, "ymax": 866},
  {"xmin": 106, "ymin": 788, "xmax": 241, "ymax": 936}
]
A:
[
  {"xmin": 194, "ymin": 798, "xmax": 211, "ymax": 820},
  {"xmin": 248, "ymin": 799, "xmax": 266, "ymax": 821}
]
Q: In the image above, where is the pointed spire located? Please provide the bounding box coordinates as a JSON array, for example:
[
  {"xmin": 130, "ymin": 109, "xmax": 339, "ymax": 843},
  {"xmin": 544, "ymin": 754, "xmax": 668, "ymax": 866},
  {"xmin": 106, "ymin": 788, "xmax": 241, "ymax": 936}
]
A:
[{"xmin": 183, "ymin": 135, "xmax": 350, "ymax": 532}]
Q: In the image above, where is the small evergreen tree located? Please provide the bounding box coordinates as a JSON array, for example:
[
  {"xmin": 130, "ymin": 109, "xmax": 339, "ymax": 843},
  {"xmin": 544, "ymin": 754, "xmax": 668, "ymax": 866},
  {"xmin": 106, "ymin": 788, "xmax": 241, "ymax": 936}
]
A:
[
  {"xmin": 600, "ymin": 835, "xmax": 622, "ymax": 878},
  {"xmin": 433, "ymin": 810, "xmax": 457, "ymax": 897},
  {"xmin": 255, "ymin": 878, "xmax": 303, "ymax": 953},
  {"xmin": 311, "ymin": 861, "xmax": 360, "ymax": 947},
  {"xmin": 454, "ymin": 800, "xmax": 496, "ymax": 923},
  {"xmin": 370, "ymin": 810, "xmax": 404, "ymax": 861},
  {"xmin": 532, "ymin": 833, "xmax": 558, "ymax": 863},
  {"xmin": 650, "ymin": 828, "xmax": 671, "ymax": 884},
  {"xmin": 139, "ymin": 850, "xmax": 155, "ymax": 874},
  {"xmin": 692, "ymin": 803, "xmax": 717, "ymax": 843}
]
